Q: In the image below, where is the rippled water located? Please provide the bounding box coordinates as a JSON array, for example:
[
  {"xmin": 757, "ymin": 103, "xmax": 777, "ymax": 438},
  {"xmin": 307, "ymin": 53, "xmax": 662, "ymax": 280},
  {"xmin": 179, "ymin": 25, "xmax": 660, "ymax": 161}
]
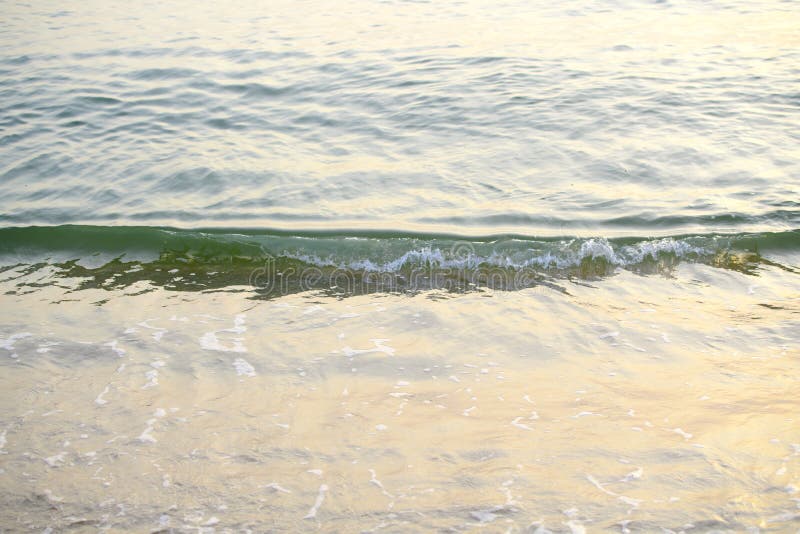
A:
[
  {"xmin": 2, "ymin": 265, "xmax": 799, "ymax": 532},
  {"xmin": 2, "ymin": 0, "xmax": 799, "ymax": 234},
  {"xmin": 1, "ymin": 0, "xmax": 800, "ymax": 532}
]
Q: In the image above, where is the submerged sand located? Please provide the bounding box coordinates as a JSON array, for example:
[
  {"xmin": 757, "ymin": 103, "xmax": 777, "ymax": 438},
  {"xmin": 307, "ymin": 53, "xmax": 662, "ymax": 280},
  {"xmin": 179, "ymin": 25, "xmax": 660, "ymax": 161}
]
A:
[{"xmin": 0, "ymin": 263, "xmax": 798, "ymax": 531}]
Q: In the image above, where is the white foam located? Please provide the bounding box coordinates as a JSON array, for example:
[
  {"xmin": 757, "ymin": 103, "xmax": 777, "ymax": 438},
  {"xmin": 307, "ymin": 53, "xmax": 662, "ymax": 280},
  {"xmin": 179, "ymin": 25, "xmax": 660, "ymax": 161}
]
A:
[
  {"xmin": 44, "ymin": 452, "xmax": 66, "ymax": 467},
  {"xmin": 265, "ymin": 482, "xmax": 291, "ymax": 493},
  {"xmin": 138, "ymin": 420, "xmax": 157, "ymax": 443},
  {"xmin": 673, "ymin": 428, "xmax": 693, "ymax": 440},
  {"xmin": 0, "ymin": 333, "xmax": 31, "ymax": 351},
  {"xmin": 138, "ymin": 320, "xmax": 168, "ymax": 342},
  {"xmin": 281, "ymin": 236, "xmax": 710, "ymax": 273},
  {"xmin": 621, "ymin": 467, "xmax": 643, "ymax": 482},
  {"xmin": 369, "ymin": 469, "xmax": 394, "ymax": 498},
  {"xmin": 105, "ymin": 340, "xmax": 125, "ymax": 357},
  {"xmin": 233, "ymin": 358, "xmax": 256, "ymax": 377},
  {"xmin": 304, "ymin": 484, "xmax": 328, "ymax": 520},
  {"xmin": 200, "ymin": 331, "xmax": 246, "ymax": 353},
  {"xmin": 470, "ymin": 509, "xmax": 497, "ymax": 523},
  {"xmin": 563, "ymin": 520, "xmax": 586, "ymax": 534},
  {"xmin": 142, "ymin": 369, "xmax": 159, "ymax": 389},
  {"xmin": 341, "ymin": 339, "xmax": 395, "ymax": 357},
  {"xmin": 94, "ymin": 386, "xmax": 110, "ymax": 406},
  {"xmin": 200, "ymin": 314, "xmax": 247, "ymax": 353},
  {"xmin": 230, "ymin": 314, "xmax": 247, "ymax": 333},
  {"xmin": 586, "ymin": 474, "xmax": 642, "ymax": 508},
  {"xmin": 36, "ymin": 342, "xmax": 59, "ymax": 353},
  {"xmin": 512, "ymin": 417, "xmax": 533, "ymax": 431}
]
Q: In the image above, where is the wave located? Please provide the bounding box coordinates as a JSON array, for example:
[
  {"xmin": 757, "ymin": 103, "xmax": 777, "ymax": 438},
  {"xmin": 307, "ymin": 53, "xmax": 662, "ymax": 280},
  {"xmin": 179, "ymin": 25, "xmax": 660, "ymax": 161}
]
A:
[{"xmin": 0, "ymin": 225, "xmax": 797, "ymax": 297}]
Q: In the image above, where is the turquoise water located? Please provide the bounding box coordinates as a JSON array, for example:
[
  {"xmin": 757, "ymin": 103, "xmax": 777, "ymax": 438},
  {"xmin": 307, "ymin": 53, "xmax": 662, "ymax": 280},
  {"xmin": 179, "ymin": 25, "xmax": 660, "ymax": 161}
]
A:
[
  {"xmin": 0, "ymin": 225, "xmax": 798, "ymax": 297},
  {"xmin": 1, "ymin": 1, "xmax": 800, "ymax": 532}
]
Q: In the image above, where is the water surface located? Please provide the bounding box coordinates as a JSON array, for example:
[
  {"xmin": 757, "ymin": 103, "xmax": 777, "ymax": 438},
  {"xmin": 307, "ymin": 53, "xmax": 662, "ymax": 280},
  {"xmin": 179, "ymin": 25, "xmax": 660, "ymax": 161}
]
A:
[
  {"xmin": 1, "ymin": 0, "xmax": 798, "ymax": 235},
  {"xmin": 1, "ymin": 0, "xmax": 799, "ymax": 531}
]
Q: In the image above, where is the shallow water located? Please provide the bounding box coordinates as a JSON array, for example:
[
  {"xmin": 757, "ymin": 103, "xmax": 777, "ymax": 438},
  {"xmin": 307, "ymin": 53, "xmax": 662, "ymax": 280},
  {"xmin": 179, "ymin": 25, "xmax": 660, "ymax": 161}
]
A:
[
  {"xmin": 2, "ymin": 0, "xmax": 800, "ymax": 532},
  {"xmin": 1, "ymin": 262, "xmax": 799, "ymax": 531}
]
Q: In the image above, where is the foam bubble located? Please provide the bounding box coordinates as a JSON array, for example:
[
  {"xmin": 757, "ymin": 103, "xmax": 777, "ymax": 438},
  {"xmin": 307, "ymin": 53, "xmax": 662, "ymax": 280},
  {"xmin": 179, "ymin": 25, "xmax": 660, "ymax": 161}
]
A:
[
  {"xmin": 138, "ymin": 420, "xmax": 157, "ymax": 443},
  {"xmin": 276, "ymin": 236, "xmax": 711, "ymax": 273},
  {"xmin": 0, "ymin": 333, "xmax": 31, "ymax": 351},
  {"xmin": 44, "ymin": 452, "xmax": 66, "ymax": 467},
  {"xmin": 673, "ymin": 428, "xmax": 693, "ymax": 440},
  {"xmin": 142, "ymin": 369, "xmax": 158, "ymax": 389},
  {"xmin": 200, "ymin": 315, "xmax": 248, "ymax": 353},
  {"xmin": 233, "ymin": 358, "xmax": 256, "ymax": 377}
]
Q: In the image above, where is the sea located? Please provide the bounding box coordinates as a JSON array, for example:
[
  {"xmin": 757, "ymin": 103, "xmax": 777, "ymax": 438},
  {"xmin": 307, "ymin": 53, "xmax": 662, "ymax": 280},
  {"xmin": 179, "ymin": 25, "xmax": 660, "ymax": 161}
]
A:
[{"xmin": 0, "ymin": 0, "xmax": 799, "ymax": 531}]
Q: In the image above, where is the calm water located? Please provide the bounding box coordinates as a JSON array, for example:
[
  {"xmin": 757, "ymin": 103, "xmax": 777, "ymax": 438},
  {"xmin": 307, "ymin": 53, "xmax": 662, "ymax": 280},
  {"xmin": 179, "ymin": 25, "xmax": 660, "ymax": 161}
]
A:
[
  {"xmin": 1, "ymin": 0, "xmax": 799, "ymax": 532},
  {"xmin": 2, "ymin": 0, "xmax": 799, "ymax": 234}
]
